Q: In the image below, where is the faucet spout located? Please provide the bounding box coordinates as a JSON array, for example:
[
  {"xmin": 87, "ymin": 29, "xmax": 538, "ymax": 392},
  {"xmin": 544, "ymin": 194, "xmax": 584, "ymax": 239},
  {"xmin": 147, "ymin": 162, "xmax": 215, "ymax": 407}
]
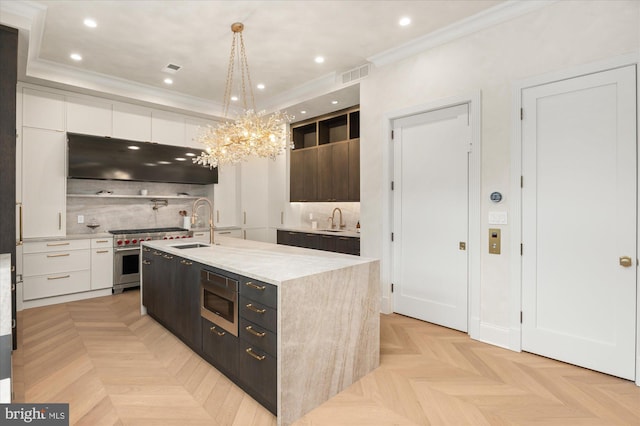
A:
[
  {"xmin": 331, "ymin": 207, "xmax": 345, "ymax": 229},
  {"xmin": 191, "ymin": 197, "xmax": 215, "ymax": 244}
]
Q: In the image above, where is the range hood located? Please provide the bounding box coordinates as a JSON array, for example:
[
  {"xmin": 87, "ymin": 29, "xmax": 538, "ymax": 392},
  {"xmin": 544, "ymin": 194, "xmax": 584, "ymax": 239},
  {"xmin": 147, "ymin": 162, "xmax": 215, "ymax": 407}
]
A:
[{"xmin": 67, "ymin": 133, "xmax": 217, "ymax": 185}]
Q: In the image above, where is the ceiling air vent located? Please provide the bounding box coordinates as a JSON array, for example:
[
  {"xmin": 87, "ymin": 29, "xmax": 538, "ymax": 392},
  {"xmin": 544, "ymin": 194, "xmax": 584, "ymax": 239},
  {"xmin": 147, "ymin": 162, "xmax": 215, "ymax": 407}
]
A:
[
  {"xmin": 162, "ymin": 63, "xmax": 182, "ymax": 74},
  {"xmin": 341, "ymin": 64, "xmax": 370, "ymax": 84}
]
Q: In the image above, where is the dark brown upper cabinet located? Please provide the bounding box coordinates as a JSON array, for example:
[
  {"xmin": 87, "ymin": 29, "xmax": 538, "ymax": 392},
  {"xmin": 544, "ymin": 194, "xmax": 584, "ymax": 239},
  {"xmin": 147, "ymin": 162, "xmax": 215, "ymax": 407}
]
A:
[{"xmin": 290, "ymin": 107, "xmax": 360, "ymax": 202}]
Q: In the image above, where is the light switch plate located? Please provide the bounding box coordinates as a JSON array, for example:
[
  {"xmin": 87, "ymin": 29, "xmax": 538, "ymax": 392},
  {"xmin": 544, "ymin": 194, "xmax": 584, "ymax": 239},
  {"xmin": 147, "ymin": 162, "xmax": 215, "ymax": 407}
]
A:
[
  {"xmin": 77, "ymin": 215, "xmax": 84, "ymax": 224},
  {"xmin": 488, "ymin": 211, "xmax": 508, "ymax": 225}
]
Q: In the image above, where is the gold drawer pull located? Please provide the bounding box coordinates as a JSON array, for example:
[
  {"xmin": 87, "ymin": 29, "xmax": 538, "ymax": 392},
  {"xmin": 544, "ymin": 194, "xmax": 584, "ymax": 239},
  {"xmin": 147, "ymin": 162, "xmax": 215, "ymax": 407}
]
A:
[
  {"xmin": 245, "ymin": 325, "xmax": 266, "ymax": 337},
  {"xmin": 95, "ymin": 240, "xmax": 109, "ymax": 243},
  {"xmin": 96, "ymin": 250, "xmax": 109, "ymax": 253},
  {"xmin": 152, "ymin": 251, "xmax": 163, "ymax": 256},
  {"xmin": 245, "ymin": 348, "xmax": 265, "ymax": 361},
  {"xmin": 47, "ymin": 253, "xmax": 70, "ymax": 258},
  {"xmin": 142, "ymin": 260, "xmax": 151, "ymax": 265},
  {"xmin": 245, "ymin": 282, "xmax": 265, "ymax": 291},
  {"xmin": 246, "ymin": 303, "xmax": 266, "ymax": 314},
  {"xmin": 163, "ymin": 254, "xmax": 174, "ymax": 259},
  {"xmin": 210, "ymin": 326, "xmax": 225, "ymax": 337},
  {"xmin": 47, "ymin": 274, "xmax": 70, "ymax": 280},
  {"xmin": 619, "ymin": 256, "xmax": 632, "ymax": 267},
  {"xmin": 142, "ymin": 247, "xmax": 151, "ymax": 252},
  {"xmin": 46, "ymin": 242, "xmax": 69, "ymax": 247},
  {"xmin": 180, "ymin": 259, "xmax": 193, "ymax": 265}
]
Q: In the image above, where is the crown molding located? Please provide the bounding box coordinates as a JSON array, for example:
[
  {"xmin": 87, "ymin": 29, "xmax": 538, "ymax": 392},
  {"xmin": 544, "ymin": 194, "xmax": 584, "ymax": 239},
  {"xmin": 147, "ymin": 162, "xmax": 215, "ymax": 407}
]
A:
[{"xmin": 368, "ymin": 0, "xmax": 558, "ymax": 68}]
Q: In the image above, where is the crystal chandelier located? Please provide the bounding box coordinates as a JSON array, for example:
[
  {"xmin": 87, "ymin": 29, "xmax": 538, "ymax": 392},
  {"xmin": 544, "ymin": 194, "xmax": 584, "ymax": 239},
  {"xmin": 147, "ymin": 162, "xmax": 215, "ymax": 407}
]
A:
[{"xmin": 194, "ymin": 22, "xmax": 292, "ymax": 169}]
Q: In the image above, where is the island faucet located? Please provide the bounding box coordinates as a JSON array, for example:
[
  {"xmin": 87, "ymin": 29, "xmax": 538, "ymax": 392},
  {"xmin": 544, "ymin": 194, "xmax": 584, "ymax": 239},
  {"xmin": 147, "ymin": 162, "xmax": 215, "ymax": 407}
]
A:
[
  {"xmin": 330, "ymin": 207, "xmax": 346, "ymax": 229},
  {"xmin": 191, "ymin": 197, "xmax": 215, "ymax": 244}
]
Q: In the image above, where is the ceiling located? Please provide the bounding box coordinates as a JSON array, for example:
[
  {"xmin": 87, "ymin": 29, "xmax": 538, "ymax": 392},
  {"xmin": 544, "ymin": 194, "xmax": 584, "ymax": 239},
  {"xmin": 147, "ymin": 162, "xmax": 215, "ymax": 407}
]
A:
[{"xmin": 2, "ymin": 0, "xmax": 505, "ymax": 119}]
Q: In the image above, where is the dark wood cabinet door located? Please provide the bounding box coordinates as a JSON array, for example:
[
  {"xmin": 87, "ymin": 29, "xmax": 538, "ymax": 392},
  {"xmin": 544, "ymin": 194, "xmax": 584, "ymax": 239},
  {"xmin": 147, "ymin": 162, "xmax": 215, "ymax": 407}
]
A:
[
  {"xmin": 348, "ymin": 139, "xmax": 360, "ymax": 201},
  {"xmin": 290, "ymin": 149, "xmax": 318, "ymax": 202},
  {"xmin": 238, "ymin": 340, "xmax": 277, "ymax": 414},
  {"xmin": 318, "ymin": 143, "xmax": 349, "ymax": 201},
  {"xmin": 175, "ymin": 257, "xmax": 202, "ymax": 349},
  {"xmin": 202, "ymin": 318, "xmax": 238, "ymax": 377},
  {"xmin": 141, "ymin": 249, "xmax": 156, "ymax": 313},
  {"xmin": 277, "ymin": 230, "xmax": 302, "ymax": 247}
]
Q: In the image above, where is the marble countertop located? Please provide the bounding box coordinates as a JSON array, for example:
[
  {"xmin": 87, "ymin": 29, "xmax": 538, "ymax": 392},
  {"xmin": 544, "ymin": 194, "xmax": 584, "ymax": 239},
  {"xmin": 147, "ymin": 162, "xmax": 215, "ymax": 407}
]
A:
[
  {"xmin": 143, "ymin": 236, "xmax": 374, "ymax": 286},
  {"xmin": 24, "ymin": 232, "xmax": 112, "ymax": 243},
  {"xmin": 277, "ymin": 227, "xmax": 360, "ymax": 238}
]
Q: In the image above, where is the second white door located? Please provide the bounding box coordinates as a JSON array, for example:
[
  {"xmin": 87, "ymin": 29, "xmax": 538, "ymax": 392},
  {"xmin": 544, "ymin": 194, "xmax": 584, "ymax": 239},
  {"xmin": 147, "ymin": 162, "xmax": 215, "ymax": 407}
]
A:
[{"xmin": 392, "ymin": 104, "xmax": 470, "ymax": 332}]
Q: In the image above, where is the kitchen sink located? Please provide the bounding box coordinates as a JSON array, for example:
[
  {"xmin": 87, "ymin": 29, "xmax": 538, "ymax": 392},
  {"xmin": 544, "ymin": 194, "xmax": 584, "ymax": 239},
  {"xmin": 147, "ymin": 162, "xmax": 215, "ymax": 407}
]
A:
[
  {"xmin": 170, "ymin": 243, "xmax": 210, "ymax": 249},
  {"xmin": 320, "ymin": 229, "xmax": 343, "ymax": 233}
]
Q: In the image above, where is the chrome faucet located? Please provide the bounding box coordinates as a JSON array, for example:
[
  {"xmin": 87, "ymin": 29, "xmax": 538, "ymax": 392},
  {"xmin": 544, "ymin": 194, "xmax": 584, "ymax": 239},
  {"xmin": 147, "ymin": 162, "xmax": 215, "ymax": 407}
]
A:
[
  {"xmin": 191, "ymin": 197, "xmax": 214, "ymax": 244},
  {"xmin": 330, "ymin": 207, "xmax": 346, "ymax": 229}
]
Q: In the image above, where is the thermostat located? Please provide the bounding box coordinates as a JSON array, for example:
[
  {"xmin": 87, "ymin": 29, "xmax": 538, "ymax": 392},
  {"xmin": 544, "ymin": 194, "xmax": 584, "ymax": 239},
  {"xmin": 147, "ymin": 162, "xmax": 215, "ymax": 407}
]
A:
[{"xmin": 490, "ymin": 192, "xmax": 502, "ymax": 203}]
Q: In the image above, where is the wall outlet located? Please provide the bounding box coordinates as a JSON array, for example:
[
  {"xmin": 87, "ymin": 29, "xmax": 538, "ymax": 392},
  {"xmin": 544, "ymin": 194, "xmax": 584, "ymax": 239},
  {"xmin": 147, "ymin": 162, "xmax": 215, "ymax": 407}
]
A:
[
  {"xmin": 77, "ymin": 215, "xmax": 84, "ymax": 224},
  {"xmin": 309, "ymin": 213, "xmax": 313, "ymax": 220}
]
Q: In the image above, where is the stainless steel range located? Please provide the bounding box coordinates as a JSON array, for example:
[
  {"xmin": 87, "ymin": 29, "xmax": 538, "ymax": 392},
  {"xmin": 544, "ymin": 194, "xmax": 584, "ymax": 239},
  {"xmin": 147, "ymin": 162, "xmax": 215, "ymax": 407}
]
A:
[{"xmin": 109, "ymin": 227, "xmax": 193, "ymax": 293}]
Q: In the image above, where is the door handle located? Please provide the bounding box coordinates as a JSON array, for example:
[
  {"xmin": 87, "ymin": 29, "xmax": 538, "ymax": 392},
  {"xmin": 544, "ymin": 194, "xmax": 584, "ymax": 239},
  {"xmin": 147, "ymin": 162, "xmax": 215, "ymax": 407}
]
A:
[{"xmin": 619, "ymin": 256, "xmax": 632, "ymax": 267}]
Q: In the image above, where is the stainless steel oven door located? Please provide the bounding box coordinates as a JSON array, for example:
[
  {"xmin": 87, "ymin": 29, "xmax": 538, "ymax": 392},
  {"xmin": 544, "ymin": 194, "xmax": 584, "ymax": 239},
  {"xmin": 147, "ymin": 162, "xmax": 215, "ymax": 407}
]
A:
[
  {"xmin": 113, "ymin": 247, "xmax": 140, "ymax": 292},
  {"xmin": 200, "ymin": 269, "xmax": 238, "ymax": 336}
]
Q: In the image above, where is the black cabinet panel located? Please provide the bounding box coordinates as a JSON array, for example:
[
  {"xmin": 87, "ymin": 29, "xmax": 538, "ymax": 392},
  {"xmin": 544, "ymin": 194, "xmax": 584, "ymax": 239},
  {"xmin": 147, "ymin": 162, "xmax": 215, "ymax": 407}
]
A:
[
  {"xmin": 278, "ymin": 231, "xmax": 360, "ymax": 256},
  {"xmin": 202, "ymin": 318, "xmax": 238, "ymax": 377},
  {"xmin": 238, "ymin": 341, "xmax": 277, "ymax": 413},
  {"xmin": 239, "ymin": 296, "xmax": 277, "ymax": 332},
  {"xmin": 239, "ymin": 277, "xmax": 277, "ymax": 309},
  {"xmin": 240, "ymin": 317, "xmax": 276, "ymax": 357}
]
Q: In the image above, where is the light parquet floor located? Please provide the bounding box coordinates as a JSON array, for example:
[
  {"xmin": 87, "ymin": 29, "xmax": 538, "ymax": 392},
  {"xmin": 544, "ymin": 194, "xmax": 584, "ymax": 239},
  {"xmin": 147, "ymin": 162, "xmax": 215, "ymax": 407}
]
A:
[{"xmin": 12, "ymin": 290, "xmax": 640, "ymax": 425}]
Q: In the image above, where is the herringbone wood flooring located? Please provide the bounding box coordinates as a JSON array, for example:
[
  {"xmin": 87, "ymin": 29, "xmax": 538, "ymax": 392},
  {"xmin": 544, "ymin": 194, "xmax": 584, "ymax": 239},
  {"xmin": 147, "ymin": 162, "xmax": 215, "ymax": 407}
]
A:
[{"xmin": 12, "ymin": 290, "xmax": 640, "ymax": 425}]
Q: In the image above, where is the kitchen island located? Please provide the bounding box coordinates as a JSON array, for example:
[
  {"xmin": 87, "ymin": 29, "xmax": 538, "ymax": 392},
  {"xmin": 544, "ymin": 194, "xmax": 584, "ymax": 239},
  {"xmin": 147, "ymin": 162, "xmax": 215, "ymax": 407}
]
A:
[{"xmin": 140, "ymin": 237, "xmax": 380, "ymax": 426}]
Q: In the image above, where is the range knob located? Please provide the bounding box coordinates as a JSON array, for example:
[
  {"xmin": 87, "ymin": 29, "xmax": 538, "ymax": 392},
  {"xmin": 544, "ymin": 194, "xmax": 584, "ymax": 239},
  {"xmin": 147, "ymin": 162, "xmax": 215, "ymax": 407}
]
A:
[
  {"xmin": 117, "ymin": 240, "xmax": 123, "ymax": 245},
  {"xmin": 181, "ymin": 236, "xmax": 187, "ymax": 239},
  {"xmin": 132, "ymin": 239, "xmax": 138, "ymax": 244},
  {"xmin": 163, "ymin": 237, "xmax": 168, "ymax": 240},
  {"xmin": 146, "ymin": 237, "xmax": 152, "ymax": 241},
  {"xmin": 124, "ymin": 240, "xmax": 130, "ymax": 245},
  {"xmin": 169, "ymin": 236, "xmax": 174, "ymax": 239}
]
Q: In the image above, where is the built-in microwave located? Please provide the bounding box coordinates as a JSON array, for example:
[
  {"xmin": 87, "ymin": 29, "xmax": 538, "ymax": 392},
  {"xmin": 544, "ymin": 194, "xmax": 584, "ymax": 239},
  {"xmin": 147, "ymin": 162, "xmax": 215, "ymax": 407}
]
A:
[{"xmin": 200, "ymin": 269, "xmax": 238, "ymax": 336}]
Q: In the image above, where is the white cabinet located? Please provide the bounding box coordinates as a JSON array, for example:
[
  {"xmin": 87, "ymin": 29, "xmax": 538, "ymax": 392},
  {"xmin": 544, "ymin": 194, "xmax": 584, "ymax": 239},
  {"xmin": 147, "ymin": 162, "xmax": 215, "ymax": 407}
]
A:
[
  {"xmin": 267, "ymin": 151, "xmax": 287, "ymax": 243},
  {"xmin": 151, "ymin": 110, "xmax": 186, "ymax": 146},
  {"xmin": 240, "ymin": 157, "xmax": 269, "ymax": 229},
  {"xmin": 66, "ymin": 96, "xmax": 112, "ymax": 136},
  {"xmin": 113, "ymin": 102, "xmax": 152, "ymax": 141},
  {"xmin": 215, "ymin": 229, "xmax": 242, "ymax": 239},
  {"xmin": 22, "ymin": 87, "xmax": 64, "ymax": 131},
  {"xmin": 185, "ymin": 117, "xmax": 214, "ymax": 150},
  {"xmin": 91, "ymin": 238, "xmax": 113, "ymax": 290},
  {"xmin": 213, "ymin": 164, "xmax": 239, "ymax": 228},
  {"xmin": 21, "ymin": 128, "xmax": 66, "ymax": 238},
  {"xmin": 22, "ymin": 239, "xmax": 91, "ymax": 301},
  {"xmin": 242, "ymin": 228, "xmax": 270, "ymax": 242}
]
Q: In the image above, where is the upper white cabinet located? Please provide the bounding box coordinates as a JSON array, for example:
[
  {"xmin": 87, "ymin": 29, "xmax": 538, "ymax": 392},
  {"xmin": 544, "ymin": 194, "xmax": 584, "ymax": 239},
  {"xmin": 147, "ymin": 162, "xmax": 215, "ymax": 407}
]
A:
[
  {"xmin": 213, "ymin": 164, "xmax": 239, "ymax": 228},
  {"xmin": 240, "ymin": 157, "xmax": 269, "ymax": 230},
  {"xmin": 185, "ymin": 117, "xmax": 213, "ymax": 151},
  {"xmin": 151, "ymin": 110, "xmax": 186, "ymax": 146},
  {"xmin": 113, "ymin": 102, "xmax": 152, "ymax": 141},
  {"xmin": 22, "ymin": 88, "xmax": 64, "ymax": 131},
  {"xmin": 66, "ymin": 96, "xmax": 112, "ymax": 137},
  {"xmin": 21, "ymin": 127, "xmax": 66, "ymax": 238}
]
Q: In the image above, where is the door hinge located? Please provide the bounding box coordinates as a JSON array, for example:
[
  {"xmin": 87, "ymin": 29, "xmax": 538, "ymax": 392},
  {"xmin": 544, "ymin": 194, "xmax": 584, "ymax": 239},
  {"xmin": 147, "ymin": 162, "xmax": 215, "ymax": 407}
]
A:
[
  {"xmin": 520, "ymin": 244, "xmax": 523, "ymax": 255},
  {"xmin": 391, "ymin": 181, "xmax": 394, "ymax": 191},
  {"xmin": 391, "ymin": 130, "xmax": 394, "ymax": 140},
  {"xmin": 391, "ymin": 283, "xmax": 394, "ymax": 293},
  {"xmin": 520, "ymin": 311, "xmax": 523, "ymax": 323},
  {"xmin": 520, "ymin": 175, "xmax": 523, "ymax": 188},
  {"xmin": 391, "ymin": 232, "xmax": 394, "ymax": 242},
  {"xmin": 520, "ymin": 108, "xmax": 523, "ymax": 120}
]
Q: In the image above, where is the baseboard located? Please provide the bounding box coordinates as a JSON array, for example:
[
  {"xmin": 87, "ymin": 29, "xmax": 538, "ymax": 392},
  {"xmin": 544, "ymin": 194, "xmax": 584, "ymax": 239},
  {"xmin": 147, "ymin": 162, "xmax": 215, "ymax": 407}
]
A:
[
  {"xmin": 21, "ymin": 288, "xmax": 113, "ymax": 310},
  {"xmin": 474, "ymin": 322, "xmax": 511, "ymax": 350}
]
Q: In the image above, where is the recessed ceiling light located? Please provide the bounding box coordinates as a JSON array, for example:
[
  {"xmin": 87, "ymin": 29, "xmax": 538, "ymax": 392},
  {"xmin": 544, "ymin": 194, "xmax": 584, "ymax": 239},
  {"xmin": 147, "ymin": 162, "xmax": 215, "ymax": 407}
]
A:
[
  {"xmin": 175, "ymin": 157, "xmax": 186, "ymax": 161},
  {"xmin": 315, "ymin": 56, "xmax": 325, "ymax": 64},
  {"xmin": 83, "ymin": 18, "xmax": 97, "ymax": 28},
  {"xmin": 70, "ymin": 53, "xmax": 82, "ymax": 61},
  {"xmin": 256, "ymin": 83, "xmax": 265, "ymax": 90},
  {"xmin": 127, "ymin": 146, "xmax": 140, "ymax": 150},
  {"xmin": 230, "ymin": 96, "xmax": 238, "ymax": 101},
  {"xmin": 331, "ymin": 100, "xmax": 338, "ymax": 105},
  {"xmin": 399, "ymin": 17, "xmax": 411, "ymax": 26},
  {"xmin": 300, "ymin": 110, "xmax": 307, "ymax": 114},
  {"xmin": 164, "ymin": 78, "xmax": 173, "ymax": 85},
  {"xmin": 185, "ymin": 152, "xmax": 196, "ymax": 157}
]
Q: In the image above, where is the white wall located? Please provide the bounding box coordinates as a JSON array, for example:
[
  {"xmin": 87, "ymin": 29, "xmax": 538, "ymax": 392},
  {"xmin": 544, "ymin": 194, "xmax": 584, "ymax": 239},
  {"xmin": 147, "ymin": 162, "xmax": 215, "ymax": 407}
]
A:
[{"xmin": 360, "ymin": 0, "xmax": 640, "ymax": 345}]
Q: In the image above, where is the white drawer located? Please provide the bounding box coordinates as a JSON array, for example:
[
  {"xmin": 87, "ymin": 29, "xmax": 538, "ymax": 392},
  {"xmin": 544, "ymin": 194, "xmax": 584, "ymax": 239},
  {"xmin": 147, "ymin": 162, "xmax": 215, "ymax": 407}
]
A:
[
  {"xmin": 23, "ymin": 270, "xmax": 91, "ymax": 301},
  {"xmin": 23, "ymin": 239, "xmax": 90, "ymax": 254},
  {"xmin": 91, "ymin": 237, "xmax": 113, "ymax": 248},
  {"xmin": 91, "ymin": 247, "xmax": 113, "ymax": 290},
  {"xmin": 23, "ymin": 249, "xmax": 90, "ymax": 276}
]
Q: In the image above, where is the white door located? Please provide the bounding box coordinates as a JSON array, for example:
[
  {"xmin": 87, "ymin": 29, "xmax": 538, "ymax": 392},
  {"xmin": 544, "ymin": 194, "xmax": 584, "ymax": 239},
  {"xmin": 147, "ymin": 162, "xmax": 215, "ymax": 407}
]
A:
[
  {"xmin": 392, "ymin": 104, "xmax": 470, "ymax": 332},
  {"xmin": 521, "ymin": 65, "xmax": 636, "ymax": 380}
]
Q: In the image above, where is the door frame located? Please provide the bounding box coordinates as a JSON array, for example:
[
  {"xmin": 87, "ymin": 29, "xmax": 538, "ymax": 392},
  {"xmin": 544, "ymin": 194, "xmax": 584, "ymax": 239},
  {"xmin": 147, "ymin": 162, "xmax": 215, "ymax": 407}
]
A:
[
  {"xmin": 509, "ymin": 53, "xmax": 640, "ymax": 384},
  {"xmin": 382, "ymin": 91, "xmax": 481, "ymax": 338}
]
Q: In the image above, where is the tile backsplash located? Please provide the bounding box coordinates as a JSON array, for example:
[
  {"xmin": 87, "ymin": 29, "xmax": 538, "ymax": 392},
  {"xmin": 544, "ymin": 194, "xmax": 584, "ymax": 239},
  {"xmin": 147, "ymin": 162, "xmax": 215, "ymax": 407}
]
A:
[
  {"xmin": 293, "ymin": 202, "xmax": 360, "ymax": 231},
  {"xmin": 66, "ymin": 179, "xmax": 212, "ymax": 234}
]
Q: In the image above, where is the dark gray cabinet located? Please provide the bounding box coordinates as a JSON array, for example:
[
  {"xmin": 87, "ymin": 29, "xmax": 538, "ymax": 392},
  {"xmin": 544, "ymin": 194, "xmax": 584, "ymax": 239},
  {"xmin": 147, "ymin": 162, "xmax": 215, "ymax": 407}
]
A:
[
  {"xmin": 202, "ymin": 317, "xmax": 238, "ymax": 377},
  {"xmin": 238, "ymin": 277, "xmax": 278, "ymax": 413},
  {"xmin": 277, "ymin": 230, "xmax": 360, "ymax": 256},
  {"xmin": 290, "ymin": 107, "xmax": 359, "ymax": 202}
]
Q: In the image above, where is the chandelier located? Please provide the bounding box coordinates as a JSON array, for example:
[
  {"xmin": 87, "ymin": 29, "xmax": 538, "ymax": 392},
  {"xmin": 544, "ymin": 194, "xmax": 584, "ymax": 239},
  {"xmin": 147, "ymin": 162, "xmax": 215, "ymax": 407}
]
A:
[{"xmin": 194, "ymin": 22, "xmax": 292, "ymax": 169}]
